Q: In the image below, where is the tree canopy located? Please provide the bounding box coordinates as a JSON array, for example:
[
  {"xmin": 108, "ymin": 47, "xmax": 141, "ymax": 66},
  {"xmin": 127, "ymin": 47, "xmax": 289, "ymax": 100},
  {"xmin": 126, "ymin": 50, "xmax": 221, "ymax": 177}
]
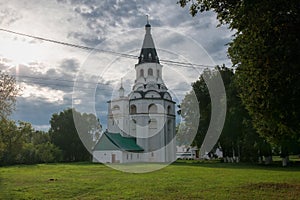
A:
[
  {"xmin": 179, "ymin": 0, "xmax": 300, "ymax": 149},
  {"xmin": 179, "ymin": 66, "xmax": 273, "ymax": 162},
  {"xmin": 0, "ymin": 119, "xmax": 61, "ymax": 165},
  {"xmin": 49, "ymin": 108, "xmax": 101, "ymax": 162}
]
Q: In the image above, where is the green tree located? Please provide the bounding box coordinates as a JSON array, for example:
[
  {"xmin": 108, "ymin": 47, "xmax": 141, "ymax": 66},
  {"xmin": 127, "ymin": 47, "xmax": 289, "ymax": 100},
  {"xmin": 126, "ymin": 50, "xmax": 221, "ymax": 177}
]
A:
[
  {"xmin": 179, "ymin": 66, "xmax": 270, "ymax": 162},
  {"xmin": 20, "ymin": 130, "xmax": 62, "ymax": 164},
  {"xmin": 36, "ymin": 142, "xmax": 62, "ymax": 163},
  {"xmin": 179, "ymin": 0, "xmax": 300, "ymax": 165},
  {"xmin": 49, "ymin": 108, "xmax": 101, "ymax": 162},
  {"xmin": 0, "ymin": 119, "xmax": 62, "ymax": 165},
  {"xmin": 179, "ymin": 67, "xmax": 223, "ymax": 156},
  {"xmin": 0, "ymin": 119, "xmax": 21, "ymax": 165}
]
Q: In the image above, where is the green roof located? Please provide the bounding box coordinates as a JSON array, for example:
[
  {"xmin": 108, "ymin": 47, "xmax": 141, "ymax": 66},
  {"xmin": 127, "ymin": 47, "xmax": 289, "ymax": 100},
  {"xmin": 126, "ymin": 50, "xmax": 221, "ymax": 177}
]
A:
[{"xmin": 93, "ymin": 132, "xmax": 144, "ymax": 152}]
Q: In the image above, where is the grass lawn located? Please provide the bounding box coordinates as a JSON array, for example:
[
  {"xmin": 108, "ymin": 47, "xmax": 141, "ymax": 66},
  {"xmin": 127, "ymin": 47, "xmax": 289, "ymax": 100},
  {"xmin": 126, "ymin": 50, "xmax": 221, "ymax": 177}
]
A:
[{"xmin": 0, "ymin": 161, "xmax": 300, "ymax": 200}]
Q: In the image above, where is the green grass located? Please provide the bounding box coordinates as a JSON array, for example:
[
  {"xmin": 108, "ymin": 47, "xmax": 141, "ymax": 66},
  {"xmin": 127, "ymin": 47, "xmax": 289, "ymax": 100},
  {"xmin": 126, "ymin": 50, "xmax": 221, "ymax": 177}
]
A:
[{"xmin": 1, "ymin": 161, "xmax": 300, "ymax": 200}]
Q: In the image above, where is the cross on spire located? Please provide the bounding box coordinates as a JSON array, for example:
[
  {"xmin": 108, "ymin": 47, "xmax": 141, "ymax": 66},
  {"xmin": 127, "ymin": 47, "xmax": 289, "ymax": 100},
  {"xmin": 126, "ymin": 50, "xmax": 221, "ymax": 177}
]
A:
[{"xmin": 146, "ymin": 14, "xmax": 149, "ymax": 24}]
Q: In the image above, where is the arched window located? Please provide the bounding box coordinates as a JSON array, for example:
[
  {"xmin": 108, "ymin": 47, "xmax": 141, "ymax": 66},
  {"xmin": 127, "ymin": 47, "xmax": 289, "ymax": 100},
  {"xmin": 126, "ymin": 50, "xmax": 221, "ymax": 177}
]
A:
[
  {"xmin": 167, "ymin": 105, "xmax": 171, "ymax": 114},
  {"xmin": 148, "ymin": 68, "xmax": 153, "ymax": 76},
  {"xmin": 148, "ymin": 104, "xmax": 157, "ymax": 113},
  {"xmin": 140, "ymin": 69, "xmax": 144, "ymax": 77},
  {"xmin": 130, "ymin": 105, "xmax": 137, "ymax": 114}
]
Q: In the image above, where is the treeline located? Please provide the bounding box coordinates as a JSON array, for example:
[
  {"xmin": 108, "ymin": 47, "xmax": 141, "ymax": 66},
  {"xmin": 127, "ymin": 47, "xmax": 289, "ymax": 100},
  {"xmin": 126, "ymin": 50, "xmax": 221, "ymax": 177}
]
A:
[
  {"xmin": 0, "ymin": 108, "xmax": 101, "ymax": 166},
  {"xmin": 0, "ymin": 119, "xmax": 62, "ymax": 165},
  {"xmin": 177, "ymin": 0, "xmax": 300, "ymax": 166},
  {"xmin": 178, "ymin": 66, "xmax": 300, "ymax": 165}
]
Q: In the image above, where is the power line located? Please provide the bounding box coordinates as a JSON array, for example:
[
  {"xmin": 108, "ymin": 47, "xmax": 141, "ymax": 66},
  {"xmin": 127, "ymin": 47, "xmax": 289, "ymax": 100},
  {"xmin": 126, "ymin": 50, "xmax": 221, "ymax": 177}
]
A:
[
  {"xmin": 17, "ymin": 79, "xmax": 112, "ymax": 91},
  {"xmin": 11, "ymin": 74, "xmax": 110, "ymax": 86},
  {"xmin": 0, "ymin": 28, "xmax": 217, "ymax": 69},
  {"xmin": 0, "ymin": 28, "xmax": 137, "ymax": 59}
]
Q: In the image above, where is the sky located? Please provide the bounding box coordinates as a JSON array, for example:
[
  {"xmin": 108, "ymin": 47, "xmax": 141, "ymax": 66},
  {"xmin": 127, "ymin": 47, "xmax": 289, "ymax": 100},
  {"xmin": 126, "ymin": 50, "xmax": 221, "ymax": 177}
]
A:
[{"xmin": 0, "ymin": 0, "xmax": 233, "ymax": 131}]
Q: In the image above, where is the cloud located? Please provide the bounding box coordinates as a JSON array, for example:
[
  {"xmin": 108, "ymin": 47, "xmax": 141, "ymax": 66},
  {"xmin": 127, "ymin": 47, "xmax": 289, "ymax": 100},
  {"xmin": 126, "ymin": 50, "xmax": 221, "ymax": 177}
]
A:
[
  {"xmin": 0, "ymin": 6, "xmax": 22, "ymax": 26},
  {"xmin": 1, "ymin": 0, "xmax": 234, "ymax": 130},
  {"xmin": 12, "ymin": 96, "xmax": 68, "ymax": 127}
]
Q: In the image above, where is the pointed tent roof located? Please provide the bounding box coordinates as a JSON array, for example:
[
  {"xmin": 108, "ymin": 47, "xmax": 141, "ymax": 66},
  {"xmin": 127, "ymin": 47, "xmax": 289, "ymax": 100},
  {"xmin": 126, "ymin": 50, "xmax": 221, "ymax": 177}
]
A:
[{"xmin": 138, "ymin": 22, "xmax": 159, "ymax": 64}]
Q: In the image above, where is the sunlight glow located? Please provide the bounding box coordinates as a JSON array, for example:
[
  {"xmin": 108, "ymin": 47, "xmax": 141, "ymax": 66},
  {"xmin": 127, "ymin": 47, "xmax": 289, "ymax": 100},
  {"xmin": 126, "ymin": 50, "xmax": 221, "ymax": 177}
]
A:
[
  {"xmin": 0, "ymin": 37, "xmax": 47, "ymax": 65},
  {"xmin": 20, "ymin": 83, "xmax": 65, "ymax": 103}
]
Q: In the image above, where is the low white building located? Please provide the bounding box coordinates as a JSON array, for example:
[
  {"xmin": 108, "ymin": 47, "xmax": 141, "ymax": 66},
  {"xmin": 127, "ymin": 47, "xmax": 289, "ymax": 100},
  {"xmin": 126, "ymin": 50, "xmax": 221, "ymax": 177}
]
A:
[
  {"xmin": 176, "ymin": 145, "xmax": 198, "ymax": 160},
  {"xmin": 92, "ymin": 132, "xmax": 143, "ymax": 163}
]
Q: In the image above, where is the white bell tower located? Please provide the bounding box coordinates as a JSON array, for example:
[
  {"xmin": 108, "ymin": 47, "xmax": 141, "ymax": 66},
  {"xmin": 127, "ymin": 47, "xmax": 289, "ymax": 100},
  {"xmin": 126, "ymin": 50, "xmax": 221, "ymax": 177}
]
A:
[
  {"xmin": 128, "ymin": 21, "xmax": 176, "ymax": 162},
  {"xmin": 106, "ymin": 19, "xmax": 176, "ymax": 163}
]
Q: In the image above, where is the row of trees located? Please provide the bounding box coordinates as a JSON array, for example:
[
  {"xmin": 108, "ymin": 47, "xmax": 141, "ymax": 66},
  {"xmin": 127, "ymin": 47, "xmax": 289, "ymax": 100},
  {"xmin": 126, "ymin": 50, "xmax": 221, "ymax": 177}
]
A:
[
  {"xmin": 178, "ymin": 0, "xmax": 300, "ymax": 165},
  {"xmin": 178, "ymin": 66, "xmax": 300, "ymax": 163},
  {"xmin": 1, "ymin": 70, "xmax": 102, "ymax": 166},
  {"xmin": 0, "ymin": 107, "xmax": 101, "ymax": 166},
  {"xmin": 0, "ymin": 119, "xmax": 62, "ymax": 165}
]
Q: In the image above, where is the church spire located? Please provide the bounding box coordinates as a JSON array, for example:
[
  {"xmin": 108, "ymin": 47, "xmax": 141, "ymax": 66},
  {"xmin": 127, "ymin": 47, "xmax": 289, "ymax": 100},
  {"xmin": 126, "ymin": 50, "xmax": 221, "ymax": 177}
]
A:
[{"xmin": 138, "ymin": 17, "xmax": 159, "ymax": 64}]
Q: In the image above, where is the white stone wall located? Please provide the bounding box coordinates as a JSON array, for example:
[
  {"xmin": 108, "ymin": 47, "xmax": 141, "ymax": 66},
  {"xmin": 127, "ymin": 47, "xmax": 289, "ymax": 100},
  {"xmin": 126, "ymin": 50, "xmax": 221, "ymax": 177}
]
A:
[
  {"xmin": 122, "ymin": 152, "xmax": 143, "ymax": 163},
  {"xmin": 93, "ymin": 150, "xmax": 123, "ymax": 163},
  {"xmin": 107, "ymin": 98, "xmax": 130, "ymax": 135},
  {"xmin": 133, "ymin": 62, "xmax": 164, "ymax": 90},
  {"xmin": 93, "ymin": 150, "xmax": 152, "ymax": 163}
]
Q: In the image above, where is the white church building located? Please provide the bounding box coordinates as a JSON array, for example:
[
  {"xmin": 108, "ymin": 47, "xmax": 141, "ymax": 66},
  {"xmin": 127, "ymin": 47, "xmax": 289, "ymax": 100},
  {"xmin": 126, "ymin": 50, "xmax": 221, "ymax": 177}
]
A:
[{"xmin": 93, "ymin": 21, "xmax": 176, "ymax": 163}]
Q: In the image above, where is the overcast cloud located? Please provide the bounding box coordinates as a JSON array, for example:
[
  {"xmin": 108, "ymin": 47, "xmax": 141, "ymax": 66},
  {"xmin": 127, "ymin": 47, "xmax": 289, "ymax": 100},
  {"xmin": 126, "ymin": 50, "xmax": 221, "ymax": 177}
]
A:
[{"xmin": 0, "ymin": 0, "xmax": 233, "ymax": 130}]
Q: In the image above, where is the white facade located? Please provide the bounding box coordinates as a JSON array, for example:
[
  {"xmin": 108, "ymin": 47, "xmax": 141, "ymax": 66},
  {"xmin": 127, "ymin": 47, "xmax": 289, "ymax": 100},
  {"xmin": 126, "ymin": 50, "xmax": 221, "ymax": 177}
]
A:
[
  {"xmin": 93, "ymin": 21, "xmax": 176, "ymax": 163},
  {"xmin": 93, "ymin": 150, "xmax": 145, "ymax": 163}
]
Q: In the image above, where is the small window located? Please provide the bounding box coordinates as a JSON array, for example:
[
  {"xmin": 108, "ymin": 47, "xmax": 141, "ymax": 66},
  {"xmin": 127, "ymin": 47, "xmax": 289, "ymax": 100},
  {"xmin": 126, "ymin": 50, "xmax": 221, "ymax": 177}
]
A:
[
  {"xmin": 140, "ymin": 69, "xmax": 144, "ymax": 77},
  {"xmin": 130, "ymin": 154, "xmax": 133, "ymax": 160},
  {"xmin": 148, "ymin": 68, "xmax": 153, "ymax": 76},
  {"xmin": 157, "ymin": 70, "xmax": 160, "ymax": 77},
  {"xmin": 130, "ymin": 105, "xmax": 137, "ymax": 114},
  {"xmin": 148, "ymin": 104, "xmax": 157, "ymax": 113},
  {"xmin": 167, "ymin": 105, "xmax": 171, "ymax": 114}
]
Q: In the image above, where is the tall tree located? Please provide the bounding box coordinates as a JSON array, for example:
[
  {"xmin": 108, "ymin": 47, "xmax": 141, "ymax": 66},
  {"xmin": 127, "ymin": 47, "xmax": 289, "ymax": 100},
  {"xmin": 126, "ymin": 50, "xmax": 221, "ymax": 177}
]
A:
[
  {"xmin": 0, "ymin": 119, "xmax": 21, "ymax": 165},
  {"xmin": 179, "ymin": 0, "xmax": 300, "ymax": 165},
  {"xmin": 0, "ymin": 71, "xmax": 20, "ymax": 119},
  {"xmin": 49, "ymin": 108, "xmax": 101, "ymax": 162},
  {"xmin": 179, "ymin": 67, "xmax": 225, "ymax": 156},
  {"xmin": 179, "ymin": 66, "xmax": 271, "ymax": 162}
]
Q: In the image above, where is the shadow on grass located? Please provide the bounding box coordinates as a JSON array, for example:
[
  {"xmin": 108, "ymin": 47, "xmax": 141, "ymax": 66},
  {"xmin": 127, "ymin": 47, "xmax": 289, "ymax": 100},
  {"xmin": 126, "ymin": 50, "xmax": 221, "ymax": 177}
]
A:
[
  {"xmin": 171, "ymin": 160, "xmax": 300, "ymax": 172},
  {"xmin": 2, "ymin": 160, "xmax": 299, "ymax": 173}
]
